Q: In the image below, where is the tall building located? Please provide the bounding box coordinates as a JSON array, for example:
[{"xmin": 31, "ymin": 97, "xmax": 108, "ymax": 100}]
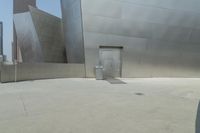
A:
[
  {"xmin": 61, "ymin": 0, "xmax": 200, "ymax": 78},
  {"xmin": 0, "ymin": 21, "xmax": 6, "ymax": 62},
  {"xmin": 13, "ymin": 0, "xmax": 36, "ymax": 62},
  {"xmin": 13, "ymin": 0, "xmax": 36, "ymax": 13},
  {"xmin": 61, "ymin": 0, "xmax": 85, "ymax": 63},
  {"xmin": 0, "ymin": 22, "xmax": 3, "ymax": 55}
]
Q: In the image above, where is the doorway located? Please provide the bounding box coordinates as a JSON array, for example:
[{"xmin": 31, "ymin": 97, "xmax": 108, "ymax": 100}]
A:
[{"xmin": 99, "ymin": 46, "xmax": 122, "ymax": 79}]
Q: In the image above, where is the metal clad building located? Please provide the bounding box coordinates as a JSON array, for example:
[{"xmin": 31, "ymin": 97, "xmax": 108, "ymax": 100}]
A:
[
  {"xmin": 61, "ymin": 0, "xmax": 200, "ymax": 78},
  {"xmin": 14, "ymin": 7, "xmax": 67, "ymax": 63},
  {"xmin": 13, "ymin": 0, "xmax": 36, "ymax": 62},
  {"xmin": 61, "ymin": 0, "xmax": 85, "ymax": 63}
]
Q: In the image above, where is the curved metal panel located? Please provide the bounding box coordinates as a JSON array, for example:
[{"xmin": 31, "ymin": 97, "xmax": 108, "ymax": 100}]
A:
[
  {"xmin": 14, "ymin": 7, "xmax": 67, "ymax": 63},
  {"xmin": 29, "ymin": 7, "xmax": 67, "ymax": 63},
  {"xmin": 61, "ymin": 0, "xmax": 85, "ymax": 63},
  {"xmin": 14, "ymin": 12, "xmax": 43, "ymax": 62},
  {"xmin": 81, "ymin": 0, "xmax": 200, "ymax": 77}
]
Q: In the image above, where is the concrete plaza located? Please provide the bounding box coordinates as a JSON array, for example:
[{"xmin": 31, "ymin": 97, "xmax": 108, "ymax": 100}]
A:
[{"xmin": 0, "ymin": 78, "xmax": 199, "ymax": 133}]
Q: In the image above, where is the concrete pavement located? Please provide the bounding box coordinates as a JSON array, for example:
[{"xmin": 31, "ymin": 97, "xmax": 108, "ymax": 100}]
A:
[{"xmin": 0, "ymin": 78, "xmax": 199, "ymax": 133}]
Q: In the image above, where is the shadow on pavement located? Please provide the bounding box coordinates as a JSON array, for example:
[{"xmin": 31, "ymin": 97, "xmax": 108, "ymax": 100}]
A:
[
  {"xmin": 106, "ymin": 78, "xmax": 126, "ymax": 84},
  {"xmin": 196, "ymin": 101, "xmax": 200, "ymax": 133}
]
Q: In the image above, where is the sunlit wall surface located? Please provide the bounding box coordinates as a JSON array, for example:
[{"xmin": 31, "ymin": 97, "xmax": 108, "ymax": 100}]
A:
[
  {"xmin": 13, "ymin": 0, "xmax": 36, "ymax": 61},
  {"xmin": 14, "ymin": 7, "xmax": 66, "ymax": 63},
  {"xmin": 61, "ymin": 0, "xmax": 85, "ymax": 63},
  {"xmin": 79, "ymin": 0, "xmax": 200, "ymax": 77}
]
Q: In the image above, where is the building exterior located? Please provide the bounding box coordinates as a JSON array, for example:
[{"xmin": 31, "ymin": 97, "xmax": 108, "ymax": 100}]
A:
[
  {"xmin": 0, "ymin": 22, "xmax": 3, "ymax": 56},
  {"xmin": 0, "ymin": 22, "xmax": 6, "ymax": 63},
  {"xmin": 7, "ymin": 0, "xmax": 200, "ymax": 82},
  {"xmin": 61, "ymin": 0, "xmax": 85, "ymax": 63},
  {"xmin": 14, "ymin": 6, "xmax": 67, "ymax": 63},
  {"xmin": 13, "ymin": 0, "xmax": 36, "ymax": 13},
  {"xmin": 61, "ymin": 0, "xmax": 200, "ymax": 78},
  {"xmin": 13, "ymin": 0, "xmax": 36, "ymax": 62}
]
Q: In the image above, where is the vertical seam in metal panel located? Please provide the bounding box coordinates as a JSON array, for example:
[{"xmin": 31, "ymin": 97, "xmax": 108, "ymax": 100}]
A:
[
  {"xmin": 29, "ymin": 9, "xmax": 44, "ymax": 62},
  {"xmin": 80, "ymin": 0, "xmax": 87, "ymax": 78},
  {"xmin": 60, "ymin": 0, "xmax": 68, "ymax": 63}
]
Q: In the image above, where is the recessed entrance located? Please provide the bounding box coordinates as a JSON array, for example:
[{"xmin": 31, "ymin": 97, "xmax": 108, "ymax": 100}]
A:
[{"xmin": 99, "ymin": 46, "xmax": 122, "ymax": 79}]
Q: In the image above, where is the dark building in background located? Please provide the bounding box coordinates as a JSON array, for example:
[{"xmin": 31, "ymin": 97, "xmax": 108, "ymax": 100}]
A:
[
  {"xmin": 13, "ymin": 0, "xmax": 36, "ymax": 13},
  {"xmin": 13, "ymin": 0, "xmax": 36, "ymax": 62},
  {"xmin": 0, "ymin": 22, "xmax": 3, "ymax": 56}
]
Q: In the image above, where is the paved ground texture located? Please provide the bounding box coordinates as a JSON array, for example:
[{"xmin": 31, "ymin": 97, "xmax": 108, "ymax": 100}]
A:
[{"xmin": 0, "ymin": 78, "xmax": 200, "ymax": 133}]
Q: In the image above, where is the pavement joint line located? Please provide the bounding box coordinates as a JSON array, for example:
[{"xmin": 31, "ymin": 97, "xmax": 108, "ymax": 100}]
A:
[{"xmin": 19, "ymin": 94, "xmax": 28, "ymax": 116}]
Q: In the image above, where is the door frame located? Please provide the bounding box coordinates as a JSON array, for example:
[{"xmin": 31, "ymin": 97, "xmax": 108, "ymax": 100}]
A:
[{"xmin": 99, "ymin": 46, "xmax": 123, "ymax": 78}]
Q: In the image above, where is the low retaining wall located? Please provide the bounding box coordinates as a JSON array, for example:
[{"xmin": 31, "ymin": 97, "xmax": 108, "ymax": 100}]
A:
[{"xmin": 0, "ymin": 63, "xmax": 85, "ymax": 83}]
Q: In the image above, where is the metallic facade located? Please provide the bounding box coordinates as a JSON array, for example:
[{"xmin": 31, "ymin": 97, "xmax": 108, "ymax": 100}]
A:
[
  {"xmin": 62, "ymin": 0, "xmax": 200, "ymax": 77},
  {"xmin": 61, "ymin": 0, "xmax": 85, "ymax": 63},
  {"xmin": 13, "ymin": 0, "xmax": 36, "ymax": 62},
  {"xmin": 0, "ymin": 22, "xmax": 2, "ymax": 55},
  {"xmin": 9, "ymin": 0, "xmax": 200, "ymax": 79},
  {"xmin": 14, "ymin": 7, "xmax": 67, "ymax": 63}
]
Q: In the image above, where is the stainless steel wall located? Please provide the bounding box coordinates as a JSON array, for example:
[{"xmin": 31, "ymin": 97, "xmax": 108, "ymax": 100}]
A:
[
  {"xmin": 61, "ymin": 0, "xmax": 85, "ymax": 63},
  {"xmin": 81, "ymin": 0, "xmax": 200, "ymax": 77},
  {"xmin": 29, "ymin": 7, "xmax": 67, "ymax": 63},
  {"xmin": 13, "ymin": 0, "xmax": 36, "ymax": 61},
  {"xmin": 0, "ymin": 22, "xmax": 2, "ymax": 55},
  {"xmin": 14, "ymin": 12, "xmax": 43, "ymax": 62},
  {"xmin": 14, "ymin": 7, "xmax": 67, "ymax": 63}
]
